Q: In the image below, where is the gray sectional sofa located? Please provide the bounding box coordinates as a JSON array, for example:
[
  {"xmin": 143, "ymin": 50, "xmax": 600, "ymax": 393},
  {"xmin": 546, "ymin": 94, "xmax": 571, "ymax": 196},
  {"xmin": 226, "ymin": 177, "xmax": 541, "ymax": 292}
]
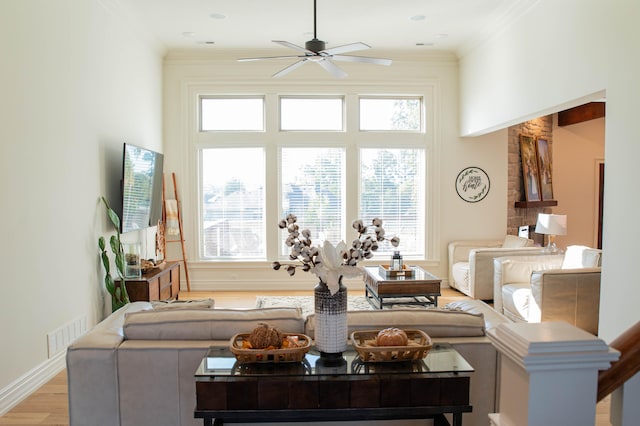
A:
[{"xmin": 66, "ymin": 299, "xmax": 509, "ymax": 426}]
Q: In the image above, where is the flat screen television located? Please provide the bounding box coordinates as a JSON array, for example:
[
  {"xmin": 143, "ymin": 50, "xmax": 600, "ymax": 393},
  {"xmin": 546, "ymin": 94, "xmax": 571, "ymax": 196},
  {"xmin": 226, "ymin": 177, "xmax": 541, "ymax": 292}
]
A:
[{"xmin": 120, "ymin": 143, "xmax": 164, "ymax": 233}]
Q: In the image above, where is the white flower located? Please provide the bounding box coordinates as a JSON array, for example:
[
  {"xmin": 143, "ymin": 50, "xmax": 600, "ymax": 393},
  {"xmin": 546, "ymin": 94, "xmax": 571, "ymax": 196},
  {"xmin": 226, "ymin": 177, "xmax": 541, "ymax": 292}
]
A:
[
  {"xmin": 273, "ymin": 216, "xmax": 400, "ymax": 295},
  {"xmin": 314, "ymin": 240, "xmax": 363, "ymax": 295}
]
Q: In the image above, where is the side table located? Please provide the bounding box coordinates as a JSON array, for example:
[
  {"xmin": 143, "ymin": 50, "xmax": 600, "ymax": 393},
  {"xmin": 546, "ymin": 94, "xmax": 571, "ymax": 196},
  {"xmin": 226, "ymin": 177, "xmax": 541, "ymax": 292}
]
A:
[{"xmin": 115, "ymin": 261, "xmax": 180, "ymax": 302}]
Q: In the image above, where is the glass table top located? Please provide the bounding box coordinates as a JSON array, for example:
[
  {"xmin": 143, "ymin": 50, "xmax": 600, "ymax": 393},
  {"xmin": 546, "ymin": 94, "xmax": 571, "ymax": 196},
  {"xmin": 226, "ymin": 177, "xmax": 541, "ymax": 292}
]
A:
[{"xmin": 195, "ymin": 343, "xmax": 473, "ymax": 378}]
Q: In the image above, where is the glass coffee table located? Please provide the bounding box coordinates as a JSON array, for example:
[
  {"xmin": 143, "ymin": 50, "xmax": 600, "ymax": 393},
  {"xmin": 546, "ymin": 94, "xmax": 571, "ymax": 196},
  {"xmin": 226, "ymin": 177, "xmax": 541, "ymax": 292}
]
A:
[{"xmin": 194, "ymin": 343, "xmax": 473, "ymax": 425}]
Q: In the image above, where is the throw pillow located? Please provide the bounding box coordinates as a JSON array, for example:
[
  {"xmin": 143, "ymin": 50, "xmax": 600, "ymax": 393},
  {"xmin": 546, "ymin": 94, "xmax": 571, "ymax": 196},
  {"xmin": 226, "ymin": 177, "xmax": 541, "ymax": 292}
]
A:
[
  {"xmin": 150, "ymin": 298, "xmax": 215, "ymax": 310},
  {"xmin": 502, "ymin": 235, "xmax": 530, "ymax": 248},
  {"xmin": 561, "ymin": 245, "xmax": 590, "ymax": 269}
]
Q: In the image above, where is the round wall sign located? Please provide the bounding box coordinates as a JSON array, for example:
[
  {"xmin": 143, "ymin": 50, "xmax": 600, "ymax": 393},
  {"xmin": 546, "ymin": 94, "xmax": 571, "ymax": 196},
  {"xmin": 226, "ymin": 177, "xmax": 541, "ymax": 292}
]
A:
[{"xmin": 456, "ymin": 167, "xmax": 490, "ymax": 203}]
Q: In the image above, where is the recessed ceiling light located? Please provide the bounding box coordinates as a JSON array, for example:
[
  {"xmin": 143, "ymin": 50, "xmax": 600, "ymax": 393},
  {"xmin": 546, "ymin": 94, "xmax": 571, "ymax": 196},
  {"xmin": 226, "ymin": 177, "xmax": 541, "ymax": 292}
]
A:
[
  {"xmin": 435, "ymin": 33, "xmax": 448, "ymax": 39},
  {"xmin": 410, "ymin": 15, "xmax": 426, "ymax": 21},
  {"xmin": 182, "ymin": 32, "xmax": 196, "ymax": 38},
  {"xmin": 416, "ymin": 42, "xmax": 434, "ymax": 47},
  {"xmin": 197, "ymin": 41, "xmax": 216, "ymax": 45},
  {"xmin": 210, "ymin": 13, "xmax": 227, "ymax": 20}
]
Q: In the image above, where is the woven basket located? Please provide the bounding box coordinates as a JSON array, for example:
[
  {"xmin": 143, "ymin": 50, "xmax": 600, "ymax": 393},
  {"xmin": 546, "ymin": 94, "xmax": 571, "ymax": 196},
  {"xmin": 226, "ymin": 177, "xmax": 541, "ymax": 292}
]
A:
[
  {"xmin": 351, "ymin": 329, "xmax": 432, "ymax": 362},
  {"xmin": 230, "ymin": 333, "xmax": 312, "ymax": 363}
]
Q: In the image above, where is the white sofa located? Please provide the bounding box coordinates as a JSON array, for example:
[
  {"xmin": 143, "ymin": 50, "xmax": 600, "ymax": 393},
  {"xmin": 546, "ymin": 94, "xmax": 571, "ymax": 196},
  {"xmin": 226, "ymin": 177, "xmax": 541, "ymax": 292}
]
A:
[
  {"xmin": 493, "ymin": 245, "xmax": 602, "ymax": 335},
  {"xmin": 448, "ymin": 235, "xmax": 542, "ymax": 300},
  {"xmin": 66, "ymin": 300, "xmax": 509, "ymax": 426}
]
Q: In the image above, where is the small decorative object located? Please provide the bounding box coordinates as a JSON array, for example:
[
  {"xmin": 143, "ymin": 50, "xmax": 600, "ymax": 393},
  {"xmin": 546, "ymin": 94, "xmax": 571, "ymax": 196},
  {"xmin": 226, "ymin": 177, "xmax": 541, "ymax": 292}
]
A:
[
  {"xmin": 535, "ymin": 213, "xmax": 567, "ymax": 253},
  {"xmin": 351, "ymin": 329, "xmax": 432, "ymax": 362},
  {"xmin": 391, "ymin": 250, "xmax": 403, "ymax": 271},
  {"xmin": 519, "ymin": 134, "xmax": 542, "ymax": 202},
  {"xmin": 247, "ymin": 323, "xmax": 283, "ymax": 349},
  {"xmin": 455, "ymin": 166, "xmax": 490, "ymax": 203},
  {"xmin": 230, "ymin": 332, "xmax": 312, "ymax": 363},
  {"xmin": 536, "ymin": 138, "xmax": 554, "ymax": 200},
  {"xmin": 314, "ymin": 277, "xmax": 348, "ymax": 356},
  {"xmin": 273, "ymin": 214, "xmax": 399, "ymax": 356},
  {"xmin": 375, "ymin": 327, "xmax": 409, "ymax": 347},
  {"xmin": 123, "ymin": 243, "xmax": 142, "ymax": 278},
  {"xmin": 378, "ymin": 264, "xmax": 414, "ymax": 277}
]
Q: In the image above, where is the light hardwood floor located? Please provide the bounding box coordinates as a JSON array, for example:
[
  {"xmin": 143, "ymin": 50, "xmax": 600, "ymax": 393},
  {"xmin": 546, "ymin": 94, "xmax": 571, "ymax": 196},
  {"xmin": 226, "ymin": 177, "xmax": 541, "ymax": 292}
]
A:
[{"xmin": 0, "ymin": 288, "xmax": 612, "ymax": 425}]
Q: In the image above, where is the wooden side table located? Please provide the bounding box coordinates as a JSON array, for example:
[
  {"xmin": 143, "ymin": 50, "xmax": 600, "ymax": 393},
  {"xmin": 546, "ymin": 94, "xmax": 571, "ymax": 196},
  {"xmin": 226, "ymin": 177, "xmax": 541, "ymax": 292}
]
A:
[
  {"xmin": 363, "ymin": 265, "xmax": 441, "ymax": 309},
  {"xmin": 115, "ymin": 261, "xmax": 180, "ymax": 302}
]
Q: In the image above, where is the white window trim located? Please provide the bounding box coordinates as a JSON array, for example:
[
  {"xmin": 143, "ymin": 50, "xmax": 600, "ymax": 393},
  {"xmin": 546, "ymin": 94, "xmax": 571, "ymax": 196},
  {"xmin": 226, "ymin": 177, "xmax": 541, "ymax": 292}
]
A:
[{"xmin": 181, "ymin": 83, "xmax": 440, "ymax": 269}]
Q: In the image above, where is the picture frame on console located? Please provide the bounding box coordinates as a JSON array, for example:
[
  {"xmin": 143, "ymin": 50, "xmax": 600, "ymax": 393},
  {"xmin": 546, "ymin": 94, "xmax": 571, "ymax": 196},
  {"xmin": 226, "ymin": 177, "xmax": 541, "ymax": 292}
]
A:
[
  {"xmin": 519, "ymin": 134, "xmax": 542, "ymax": 202},
  {"xmin": 536, "ymin": 138, "xmax": 554, "ymax": 200}
]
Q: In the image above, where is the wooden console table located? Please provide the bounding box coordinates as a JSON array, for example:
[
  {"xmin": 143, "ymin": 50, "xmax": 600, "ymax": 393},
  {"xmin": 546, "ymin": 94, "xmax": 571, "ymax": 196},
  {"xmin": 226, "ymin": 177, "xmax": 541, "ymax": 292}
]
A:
[
  {"xmin": 116, "ymin": 261, "xmax": 180, "ymax": 302},
  {"xmin": 195, "ymin": 344, "xmax": 473, "ymax": 425}
]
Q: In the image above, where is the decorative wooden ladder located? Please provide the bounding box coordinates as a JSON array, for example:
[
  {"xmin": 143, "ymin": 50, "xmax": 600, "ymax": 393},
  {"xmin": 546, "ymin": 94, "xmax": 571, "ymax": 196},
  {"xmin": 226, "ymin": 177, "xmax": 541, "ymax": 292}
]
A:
[{"xmin": 161, "ymin": 172, "xmax": 191, "ymax": 291}]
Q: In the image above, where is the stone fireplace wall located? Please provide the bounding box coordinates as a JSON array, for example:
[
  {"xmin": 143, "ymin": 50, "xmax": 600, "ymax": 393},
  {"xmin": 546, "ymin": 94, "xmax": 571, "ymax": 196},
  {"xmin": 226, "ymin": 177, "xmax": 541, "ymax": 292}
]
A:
[{"xmin": 507, "ymin": 115, "xmax": 554, "ymax": 240}]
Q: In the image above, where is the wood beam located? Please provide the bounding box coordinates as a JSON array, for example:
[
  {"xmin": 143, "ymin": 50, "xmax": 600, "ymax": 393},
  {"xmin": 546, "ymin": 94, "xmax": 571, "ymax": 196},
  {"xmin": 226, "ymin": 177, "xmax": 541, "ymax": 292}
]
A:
[{"xmin": 558, "ymin": 102, "xmax": 606, "ymax": 126}]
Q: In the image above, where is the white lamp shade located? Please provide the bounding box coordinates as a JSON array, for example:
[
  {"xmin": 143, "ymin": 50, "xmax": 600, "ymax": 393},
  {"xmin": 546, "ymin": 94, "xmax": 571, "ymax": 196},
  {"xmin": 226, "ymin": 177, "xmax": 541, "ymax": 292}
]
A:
[{"xmin": 535, "ymin": 213, "xmax": 567, "ymax": 236}]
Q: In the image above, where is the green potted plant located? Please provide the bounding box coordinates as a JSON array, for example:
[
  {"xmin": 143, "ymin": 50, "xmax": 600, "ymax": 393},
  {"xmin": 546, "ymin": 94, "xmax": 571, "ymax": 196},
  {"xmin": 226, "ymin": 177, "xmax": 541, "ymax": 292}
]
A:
[{"xmin": 98, "ymin": 196, "xmax": 130, "ymax": 312}]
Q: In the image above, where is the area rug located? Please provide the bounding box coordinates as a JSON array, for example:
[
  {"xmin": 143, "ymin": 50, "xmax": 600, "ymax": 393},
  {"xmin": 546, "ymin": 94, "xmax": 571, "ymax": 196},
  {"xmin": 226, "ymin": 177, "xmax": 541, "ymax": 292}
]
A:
[{"xmin": 255, "ymin": 295, "xmax": 373, "ymax": 317}]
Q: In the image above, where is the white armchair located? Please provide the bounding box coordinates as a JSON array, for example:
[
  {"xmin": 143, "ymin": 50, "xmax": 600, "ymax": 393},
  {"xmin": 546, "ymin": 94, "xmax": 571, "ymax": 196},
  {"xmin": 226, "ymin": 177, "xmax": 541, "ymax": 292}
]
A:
[
  {"xmin": 493, "ymin": 245, "xmax": 602, "ymax": 335},
  {"xmin": 448, "ymin": 235, "xmax": 542, "ymax": 300}
]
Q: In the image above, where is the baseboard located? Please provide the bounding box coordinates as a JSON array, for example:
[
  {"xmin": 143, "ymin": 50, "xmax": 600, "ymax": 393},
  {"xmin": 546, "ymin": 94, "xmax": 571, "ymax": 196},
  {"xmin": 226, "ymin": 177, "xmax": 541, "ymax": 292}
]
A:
[{"xmin": 0, "ymin": 351, "xmax": 66, "ymax": 416}]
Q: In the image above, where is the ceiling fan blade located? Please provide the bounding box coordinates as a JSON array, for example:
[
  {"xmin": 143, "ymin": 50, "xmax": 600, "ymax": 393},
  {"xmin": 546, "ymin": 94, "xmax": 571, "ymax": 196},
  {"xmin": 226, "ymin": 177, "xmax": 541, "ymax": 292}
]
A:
[
  {"xmin": 331, "ymin": 55, "xmax": 392, "ymax": 66},
  {"xmin": 238, "ymin": 55, "xmax": 306, "ymax": 62},
  {"xmin": 321, "ymin": 42, "xmax": 370, "ymax": 56},
  {"xmin": 316, "ymin": 59, "xmax": 348, "ymax": 78},
  {"xmin": 272, "ymin": 59, "xmax": 308, "ymax": 78},
  {"xmin": 273, "ymin": 40, "xmax": 315, "ymax": 55}
]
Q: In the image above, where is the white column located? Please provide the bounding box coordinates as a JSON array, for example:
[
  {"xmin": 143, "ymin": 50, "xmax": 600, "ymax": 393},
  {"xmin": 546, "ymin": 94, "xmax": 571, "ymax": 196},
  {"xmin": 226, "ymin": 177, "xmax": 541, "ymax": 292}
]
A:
[{"xmin": 487, "ymin": 321, "xmax": 619, "ymax": 426}]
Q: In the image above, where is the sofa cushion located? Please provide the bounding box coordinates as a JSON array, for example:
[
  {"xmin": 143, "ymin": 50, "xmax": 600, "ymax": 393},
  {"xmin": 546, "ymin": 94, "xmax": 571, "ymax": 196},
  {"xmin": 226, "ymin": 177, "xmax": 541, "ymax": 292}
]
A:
[
  {"xmin": 305, "ymin": 308, "xmax": 486, "ymax": 339},
  {"xmin": 501, "ymin": 283, "xmax": 539, "ymax": 322},
  {"xmin": 123, "ymin": 307, "xmax": 304, "ymax": 340},
  {"xmin": 150, "ymin": 298, "xmax": 215, "ymax": 310},
  {"xmin": 444, "ymin": 299, "xmax": 510, "ymax": 331},
  {"xmin": 451, "ymin": 262, "xmax": 471, "ymax": 293},
  {"xmin": 561, "ymin": 245, "xmax": 602, "ymax": 269},
  {"xmin": 502, "ymin": 235, "xmax": 530, "ymax": 248},
  {"xmin": 562, "ymin": 245, "xmax": 590, "ymax": 269}
]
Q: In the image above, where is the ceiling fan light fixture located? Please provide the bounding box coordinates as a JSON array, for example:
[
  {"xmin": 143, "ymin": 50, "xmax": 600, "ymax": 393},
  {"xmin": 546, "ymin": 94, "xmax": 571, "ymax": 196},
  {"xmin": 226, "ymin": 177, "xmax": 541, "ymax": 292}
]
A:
[
  {"xmin": 238, "ymin": 0, "xmax": 391, "ymax": 78},
  {"xmin": 305, "ymin": 38, "xmax": 326, "ymax": 53}
]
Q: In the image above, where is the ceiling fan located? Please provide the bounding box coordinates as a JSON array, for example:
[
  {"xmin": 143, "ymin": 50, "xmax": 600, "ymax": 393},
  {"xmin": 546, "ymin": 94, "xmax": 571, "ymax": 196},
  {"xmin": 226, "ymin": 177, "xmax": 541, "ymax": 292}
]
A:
[{"xmin": 238, "ymin": 0, "xmax": 392, "ymax": 78}]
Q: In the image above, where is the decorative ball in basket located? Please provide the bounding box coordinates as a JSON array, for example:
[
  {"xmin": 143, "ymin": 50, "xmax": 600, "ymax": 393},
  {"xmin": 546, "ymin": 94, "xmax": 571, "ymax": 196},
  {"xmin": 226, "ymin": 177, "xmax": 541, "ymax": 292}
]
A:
[
  {"xmin": 230, "ymin": 323, "xmax": 311, "ymax": 363},
  {"xmin": 351, "ymin": 328, "xmax": 433, "ymax": 362}
]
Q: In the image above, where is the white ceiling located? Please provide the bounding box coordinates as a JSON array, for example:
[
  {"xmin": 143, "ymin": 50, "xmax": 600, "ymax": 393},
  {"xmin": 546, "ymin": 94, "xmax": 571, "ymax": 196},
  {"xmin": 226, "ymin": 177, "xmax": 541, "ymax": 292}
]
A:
[{"xmin": 120, "ymin": 0, "xmax": 524, "ymax": 55}]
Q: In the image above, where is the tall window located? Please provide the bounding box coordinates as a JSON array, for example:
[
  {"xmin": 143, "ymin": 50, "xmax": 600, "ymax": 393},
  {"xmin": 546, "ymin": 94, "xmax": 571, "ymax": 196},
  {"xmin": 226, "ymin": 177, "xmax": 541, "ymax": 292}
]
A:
[
  {"xmin": 197, "ymin": 93, "xmax": 428, "ymax": 261},
  {"xmin": 360, "ymin": 148, "xmax": 425, "ymax": 255},
  {"xmin": 280, "ymin": 147, "xmax": 344, "ymax": 255},
  {"xmin": 200, "ymin": 148, "xmax": 265, "ymax": 259}
]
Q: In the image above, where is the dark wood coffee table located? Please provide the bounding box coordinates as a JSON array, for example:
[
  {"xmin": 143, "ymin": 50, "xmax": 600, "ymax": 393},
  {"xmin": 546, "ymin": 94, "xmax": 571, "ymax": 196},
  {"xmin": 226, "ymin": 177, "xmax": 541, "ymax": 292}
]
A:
[
  {"xmin": 194, "ymin": 343, "xmax": 473, "ymax": 426},
  {"xmin": 363, "ymin": 265, "xmax": 442, "ymax": 309}
]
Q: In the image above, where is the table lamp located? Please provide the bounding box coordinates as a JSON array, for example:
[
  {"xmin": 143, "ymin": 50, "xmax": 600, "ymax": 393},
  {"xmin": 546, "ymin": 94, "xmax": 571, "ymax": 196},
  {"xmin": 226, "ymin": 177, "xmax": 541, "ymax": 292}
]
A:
[{"xmin": 535, "ymin": 213, "xmax": 567, "ymax": 253}]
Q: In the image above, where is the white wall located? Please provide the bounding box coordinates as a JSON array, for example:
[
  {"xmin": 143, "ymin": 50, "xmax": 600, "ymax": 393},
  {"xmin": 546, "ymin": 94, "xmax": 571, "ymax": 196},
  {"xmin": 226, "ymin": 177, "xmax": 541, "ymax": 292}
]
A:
[
  {"xmin": 0, "ymin": 0, "xmax": 163, "ymax": 410},
  {"xmin": 459, "ymin": 0, "xmax": 608, "ymax": 137},
  {"xmin": 459, "ymin": 0, "xmax": 639, "ymax": 342},
  {"xmin": 162, "ymin": 51, "xmax": 507, "ymax": 291},
  {"xmin": 553, "ymin": 117, "xmax": 605, "ymax": 249}
]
